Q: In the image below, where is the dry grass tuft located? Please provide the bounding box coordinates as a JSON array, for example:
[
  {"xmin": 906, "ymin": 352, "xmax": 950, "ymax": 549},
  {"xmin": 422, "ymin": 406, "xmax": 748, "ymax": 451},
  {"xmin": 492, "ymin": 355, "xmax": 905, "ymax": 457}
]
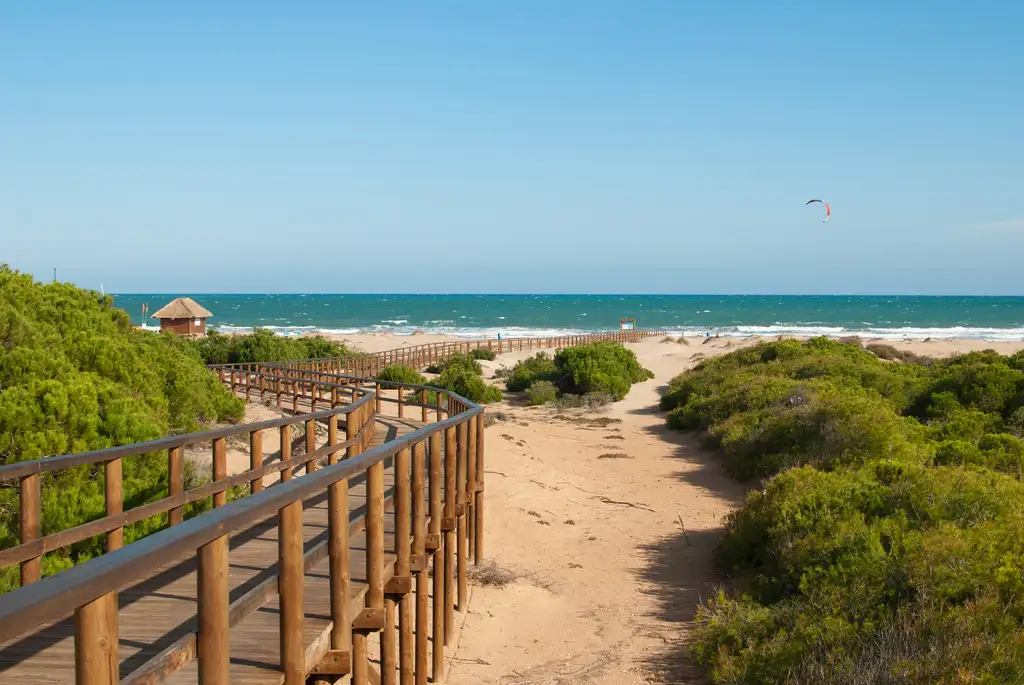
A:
[{"xmin": 468, "ymin": 561, "xmax": 519, "ymax": 588}]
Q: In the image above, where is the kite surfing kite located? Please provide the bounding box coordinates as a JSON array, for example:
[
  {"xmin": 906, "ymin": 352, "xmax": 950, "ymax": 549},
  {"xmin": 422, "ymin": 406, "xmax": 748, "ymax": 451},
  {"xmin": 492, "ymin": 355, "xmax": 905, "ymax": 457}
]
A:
[{"xmin": 806, "ymin": 199, "xmax": 831, "ymax": 223}]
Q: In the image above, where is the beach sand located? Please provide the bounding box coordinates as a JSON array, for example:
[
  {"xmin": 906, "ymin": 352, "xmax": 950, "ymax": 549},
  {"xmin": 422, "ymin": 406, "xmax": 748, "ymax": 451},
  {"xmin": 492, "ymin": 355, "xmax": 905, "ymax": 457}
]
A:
[
  {"xmin": 207, "ymin": 332, "xmax": 1024, "ymax": 682},
  {"xmin": 328, "ymin": 330, "xmax": 1024, "ymax": 358},
  {"xmin": 438, "ymin": 335, "xmax": 1024, "ymax": 683}
]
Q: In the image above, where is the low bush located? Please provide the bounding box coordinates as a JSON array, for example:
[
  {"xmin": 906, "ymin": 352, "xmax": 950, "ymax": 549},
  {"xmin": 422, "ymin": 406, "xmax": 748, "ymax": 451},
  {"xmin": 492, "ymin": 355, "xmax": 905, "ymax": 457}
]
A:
[
  {"xmin": 660, "ymin": 336, "xmax": 1024, "ymax": 683},
  {"xmin": 506, "ymin": 353, "xmax": 558, "ymax": 392},
  {"xmin": 416, "ymin": 353, "xmax": 502, "ymax": 405},
  {"xmin": 554, "ymin": 342, "xmax": 654, "ymax": 400},
  {"xmin": 506, "ymin": 343, "xmax": 653, "ymax": 405},
  {"xmin": 376, "ymin": 364, "xmax": 426, "ymax": 386},
  {"xmin": 188, "ymin": 329, "xmax": 352, "ymax": 365},
  {"xmin": 426, "ymin": 352, "xmax": 482, "ymax": 376},
  {"xmin": 525, "ymin": 380, "xmax": 558, "ymax": 406},
  {"xmin": 470, "ymin": 348, "xmax": 497, "ymax": 361}
]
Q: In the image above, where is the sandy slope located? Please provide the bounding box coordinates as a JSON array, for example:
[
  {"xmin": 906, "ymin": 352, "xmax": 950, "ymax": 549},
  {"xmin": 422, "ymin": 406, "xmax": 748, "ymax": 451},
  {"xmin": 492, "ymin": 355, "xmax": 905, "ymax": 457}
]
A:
[{"xmin": 445, "ymin": 339, "xmax": 746, "ymax": 684}]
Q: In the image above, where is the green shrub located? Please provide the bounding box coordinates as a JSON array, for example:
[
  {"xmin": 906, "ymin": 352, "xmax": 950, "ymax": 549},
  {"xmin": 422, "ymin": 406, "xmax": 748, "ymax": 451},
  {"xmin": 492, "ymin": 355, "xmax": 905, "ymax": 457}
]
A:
[
  {"xmin": 0, "ymin": 266, "xmax": 244, "ymax": 591},
  {"xmin": 188, "ymin": 329, "xmax": 352, "ymax": 365},
  {"xmin": 426, "ymin": 352, "xmax": 482, "ymax": 376},
  {"xmin": 507, "ymin": 344, "xmax": 652, "ymax": 403},
  {"xmin": 554, "ymin": 342, "xmax": 654, "ymax": 400},
  {"xmin": 525, "ymin": 380, "xmax": 557, "ymax": 406},
  {"xmin": 470, "ymin": 348, "xmax": 496, "ymax": 361},
  {"xmin": 417, "ymin": 354, "xmax": 502, "ymax": 405},
  {"xmin": 662, "ymin": 337, "xmax": 1024, "ymax": 682},
  {"xmin": 506, "ymin": 352, "xmax": 558, "ymax": 392},
  {"xmin": 376, "ymin": 364, "xmax": 426, "ymax": 386}
]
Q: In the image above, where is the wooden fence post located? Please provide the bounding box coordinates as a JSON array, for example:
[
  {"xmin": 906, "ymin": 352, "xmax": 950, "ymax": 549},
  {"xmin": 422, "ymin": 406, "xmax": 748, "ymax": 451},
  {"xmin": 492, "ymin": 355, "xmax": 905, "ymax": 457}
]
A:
[
  {"xmin": 213, "ymin": 437, "xmax": 227, "ymax": 508},
  {"xmin": 250, "ymin": 430, "xmax": 263, "ymax": 494},
  {"xmin": 198, "ymin": 534, "xmax": 230, "ymax": 685},
  {"xmin": 475, "ymin": 412, "xmax": 485, "ymax": 564},
  {"xmin": 74, "ymin": 592, "xmax": 118, "ymax": 685},
  {"xmin": 328, "ymin": 414, "xmax": 352, "ymax": 668},
  {"xmin": 19, "ymin": 473, "xmax": 41, "ymax": 586},
  {"xmin": 105, "ymin": 458, "xmax": 123, "ymax": 553},
  {"xmin": 443, "ymin": 426, "xmax": 456, "ymax": 643},
  {"xmin": 280, "ymin": 424, "xmax": 293, "ymax": 482},
  {"xmin": 455, "ymin": 422, "xmax": 468, "ymax": 611},
  {"xmin": 279, "ymin": 500, "xmax": 305, "ymax": 684},
  {"xmin": 411, "ymin": 441, "xmax": 429, "ymax": 685},
  {"xmin": 429, "ymin": 432, "xmax": 444, "ymax": 680},
  {"xmin": 168, "ymin": 446, "xmax": 184, "ymax": 526}
]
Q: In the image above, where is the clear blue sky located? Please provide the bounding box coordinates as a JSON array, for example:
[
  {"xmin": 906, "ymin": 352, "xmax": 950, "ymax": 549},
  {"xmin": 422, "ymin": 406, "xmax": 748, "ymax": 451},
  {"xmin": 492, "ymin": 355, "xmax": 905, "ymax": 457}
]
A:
[{"xmin": 2, "ymin": 1, "xmax": 1022, "ymax": 295}]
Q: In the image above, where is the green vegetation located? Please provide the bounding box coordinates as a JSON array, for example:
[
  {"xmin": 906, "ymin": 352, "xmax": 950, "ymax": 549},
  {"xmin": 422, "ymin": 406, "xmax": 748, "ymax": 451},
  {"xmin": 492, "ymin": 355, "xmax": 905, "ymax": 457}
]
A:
[
  {"xmin": 0, "ymin": 266, "xmax": 245, "ymax": 592},
  {"xmin": 376, "ymin": 364, "xmax": 427, "ymax": 386},
  {"xmin": 188, "ymin": 329, "xmax": 352, "ymax": 365},
  {"xmin": 505, "ymin": 342, "xmax": 653, "ymax": 405},
  {"xmin": 410, "ymin": 352, "xmax": 502, "ymax": 404},
  {"xmin": 426, "ymin": 351, "xmax": 482, "ymax": 376},
  {"xmin": 661, "ymin": 337, "xmax": 1024, "ymax": 683},
  {"xmin": 470, "ymin": 348, "xmax": 497, "ymax": 361},
  {"xmin": 506, "ymin": 352, "xmax": 559, "ymax": 392},
  {"xmin": 525, "ymin": 380, "xmax": 558, "ymax": 406}
]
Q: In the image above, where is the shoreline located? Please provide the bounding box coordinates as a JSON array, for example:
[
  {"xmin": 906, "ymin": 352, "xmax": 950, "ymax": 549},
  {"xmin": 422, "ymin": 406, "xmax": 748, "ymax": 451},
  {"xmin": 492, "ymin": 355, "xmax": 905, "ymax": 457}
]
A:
[{"xmin": 311, "ymin": 331, "xmax": 1024, "ymax": 357}]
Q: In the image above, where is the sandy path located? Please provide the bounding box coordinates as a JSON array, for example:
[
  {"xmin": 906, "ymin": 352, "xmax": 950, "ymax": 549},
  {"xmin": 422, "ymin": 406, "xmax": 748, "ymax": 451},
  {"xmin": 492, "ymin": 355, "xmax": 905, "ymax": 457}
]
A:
[{"xmin": 446, "ymin": 339, "xmax": 747, "ymax": 684}]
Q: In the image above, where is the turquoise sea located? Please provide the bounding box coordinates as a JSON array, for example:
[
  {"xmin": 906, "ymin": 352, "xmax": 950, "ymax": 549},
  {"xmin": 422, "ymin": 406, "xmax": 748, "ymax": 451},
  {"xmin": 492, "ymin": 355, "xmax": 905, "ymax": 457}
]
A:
[{"xmin": 112, "ymin": 294, "xmax": 1024, "ymax": 342}]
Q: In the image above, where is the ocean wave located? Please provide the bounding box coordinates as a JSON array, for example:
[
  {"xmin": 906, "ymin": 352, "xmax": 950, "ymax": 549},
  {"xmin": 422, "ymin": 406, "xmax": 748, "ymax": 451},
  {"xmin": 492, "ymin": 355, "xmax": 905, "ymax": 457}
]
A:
[
  {"xmin": 663, "ymin": 325, "xmax": 1024, "ymax": 342},
  {"xmin": 202, "ymin": 323, "xmax": 1024, "ymax": 342}
]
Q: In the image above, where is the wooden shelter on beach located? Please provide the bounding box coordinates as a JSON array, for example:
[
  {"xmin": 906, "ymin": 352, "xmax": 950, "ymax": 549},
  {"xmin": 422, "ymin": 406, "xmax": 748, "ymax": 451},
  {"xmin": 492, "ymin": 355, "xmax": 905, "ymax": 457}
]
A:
[{"xmin": 151, "ymin": 296, "xmax": 212, "ymax": 336}]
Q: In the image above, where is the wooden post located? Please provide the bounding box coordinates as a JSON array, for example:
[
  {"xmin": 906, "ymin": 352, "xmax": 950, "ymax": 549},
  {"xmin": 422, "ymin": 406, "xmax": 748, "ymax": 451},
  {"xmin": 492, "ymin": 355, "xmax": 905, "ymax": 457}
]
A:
[
  {"xmin": 329, "ymin": 415, "xmax": 351, "ymax": 656},
  {"xmin": 467, "ymin": 417, "xmax": 478, "ymax": 563},
  {"xmin": 421, "ymin": 389, "xmax": 429, "ymax": 423},
  {"xmin": 169, "ymin": 446, "xmax": 184, "ymax": 526},
  {"xmin": 412, "ymin": 442, "xmax": 429, "ymax": 685},
  {"xmin": 279, "ymin": 500, "xmax": 305, "ymax": 684},
  {"xmin": 395, "ymin": 447, "xmax": 413, "ymax": 685},
  {"xmin": 305, "ymin": 418, "xmax": 316, "ymax": 475},
  {"xmin": 105, "ymin": 459, "xmax": 123, "ymax": 553},
  {"xmin": 398, "ymin": 384, "xmax": 405, "ymax": 419},
  {"xmin": 198, "ymin": 535, "xmax": 230, "ymax": 685},
  {"xmin": 474, "ymin": 412, "xmax": 485, "ymax": 564},
  {"xmin": 375, "ymin": 382, "xmax": 382, "ymax": 414},
  {"xmin": 19, "ymin": 473, "xmax": 41, "ymax": 586},
  {"xmin": 74, "ymin": 591, "xmax": 118, "ymax": 685},
  {"xmin": 250, "ymin": 430, "xmax": 264, "ymax": 494},
  {"xmin": 429, "ymin": 432, "xmax": 444, "ymax": 680},
  {"xmin": 213, "ymin": 437, "xmax": 227, "ymax": 508},
  {"xmin": 383, "ymin": 599, "xmax": 397, "ymax": 685},
  {"xmin": 443, "ymin": 426, "xmax": 456, "ymax": 643},
  {"xmin": 280, "ymin": 424, "xmax": 293, "ymax": 482},
  {"xmin": 455, "ymin": 422, "xmax": 468, "ymax": 611},
  {"xmin": 364, "ymin": 456, "xmax": 386, "ymax": 676},
  {"xmin": 435, "ymin": 391, "xmax": 443, "ymax": 422}
]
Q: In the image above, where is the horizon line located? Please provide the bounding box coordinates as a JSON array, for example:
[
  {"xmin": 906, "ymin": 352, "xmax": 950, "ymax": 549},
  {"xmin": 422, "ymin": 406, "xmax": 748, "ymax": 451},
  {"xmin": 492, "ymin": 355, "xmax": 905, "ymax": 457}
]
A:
[{"xmin": 108, "ymin": 292, "xmax": 1024, "ymax": 298}]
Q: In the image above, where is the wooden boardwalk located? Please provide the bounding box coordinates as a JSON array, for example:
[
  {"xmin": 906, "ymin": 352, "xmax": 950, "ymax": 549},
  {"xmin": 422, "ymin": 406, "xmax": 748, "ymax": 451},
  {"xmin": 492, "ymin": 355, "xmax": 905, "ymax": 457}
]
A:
[{"xmin": 0, "ymin": 416, "xmax": 426, "ymax": 685}]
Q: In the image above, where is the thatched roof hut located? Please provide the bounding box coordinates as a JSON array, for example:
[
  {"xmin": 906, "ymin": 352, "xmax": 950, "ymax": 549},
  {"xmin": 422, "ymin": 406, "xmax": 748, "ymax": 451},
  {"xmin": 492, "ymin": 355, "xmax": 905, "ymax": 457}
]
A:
[{"xmin": 151, "ymin": 297, "xmax": 212, "ymax": 337}]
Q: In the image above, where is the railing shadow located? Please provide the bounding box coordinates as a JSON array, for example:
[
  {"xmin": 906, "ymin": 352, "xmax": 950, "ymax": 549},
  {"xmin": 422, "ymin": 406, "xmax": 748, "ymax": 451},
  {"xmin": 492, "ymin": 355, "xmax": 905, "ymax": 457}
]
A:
[{"xmin": 623, "ymin": 407, "xmax": 747, "ymax": 682}]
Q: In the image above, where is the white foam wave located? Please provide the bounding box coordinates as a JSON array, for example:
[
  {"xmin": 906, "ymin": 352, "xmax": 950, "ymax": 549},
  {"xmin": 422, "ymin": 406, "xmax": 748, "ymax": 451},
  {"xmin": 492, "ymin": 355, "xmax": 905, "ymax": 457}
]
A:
[
  {"xmin": 663, "ymin": 325, "xmax": 1024, "ymax": 342},
  {"xmin": 203, "ymin": 323, "xmax": 1024, "ymax": 342}
]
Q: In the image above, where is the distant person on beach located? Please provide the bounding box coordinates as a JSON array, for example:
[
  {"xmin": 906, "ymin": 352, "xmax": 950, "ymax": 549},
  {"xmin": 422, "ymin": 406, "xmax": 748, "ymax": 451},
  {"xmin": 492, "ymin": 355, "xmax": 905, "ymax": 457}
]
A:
[{"xmin": 498, "ymin": 333, "xmax": 502, "ymax": 341}]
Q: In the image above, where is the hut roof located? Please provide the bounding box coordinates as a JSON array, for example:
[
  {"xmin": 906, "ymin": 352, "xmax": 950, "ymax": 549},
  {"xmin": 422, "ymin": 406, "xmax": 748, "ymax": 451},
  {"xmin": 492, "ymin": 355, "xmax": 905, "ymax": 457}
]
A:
[{"xmin": 151, "ymin": 297, "xmax": 213, "ymax": 319}]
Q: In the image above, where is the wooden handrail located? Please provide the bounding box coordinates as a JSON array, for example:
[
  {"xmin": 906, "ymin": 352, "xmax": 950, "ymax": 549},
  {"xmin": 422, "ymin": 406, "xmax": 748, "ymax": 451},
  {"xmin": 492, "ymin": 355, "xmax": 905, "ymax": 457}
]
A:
[
  {"xmin": 0, "ymin": 362, "xmax": 486, "ymax": 685},
  {"xmin": 0, "ymin": 329, "xmax": 659, "ymax": 683}
]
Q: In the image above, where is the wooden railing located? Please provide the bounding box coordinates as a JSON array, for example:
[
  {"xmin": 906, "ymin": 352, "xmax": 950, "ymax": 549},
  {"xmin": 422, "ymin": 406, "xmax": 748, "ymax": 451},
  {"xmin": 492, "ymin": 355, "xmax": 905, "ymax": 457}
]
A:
[
  {"xmin": 253, "ymin": 328, "xmax": 665, "ymax": 377},
  {"xmin": 0, "ymin": 366, "xmax": 485, "ymax": 685},
  {"xmin": 0, "ymin": 328, "xmax": 657, "ymax": 684}
]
